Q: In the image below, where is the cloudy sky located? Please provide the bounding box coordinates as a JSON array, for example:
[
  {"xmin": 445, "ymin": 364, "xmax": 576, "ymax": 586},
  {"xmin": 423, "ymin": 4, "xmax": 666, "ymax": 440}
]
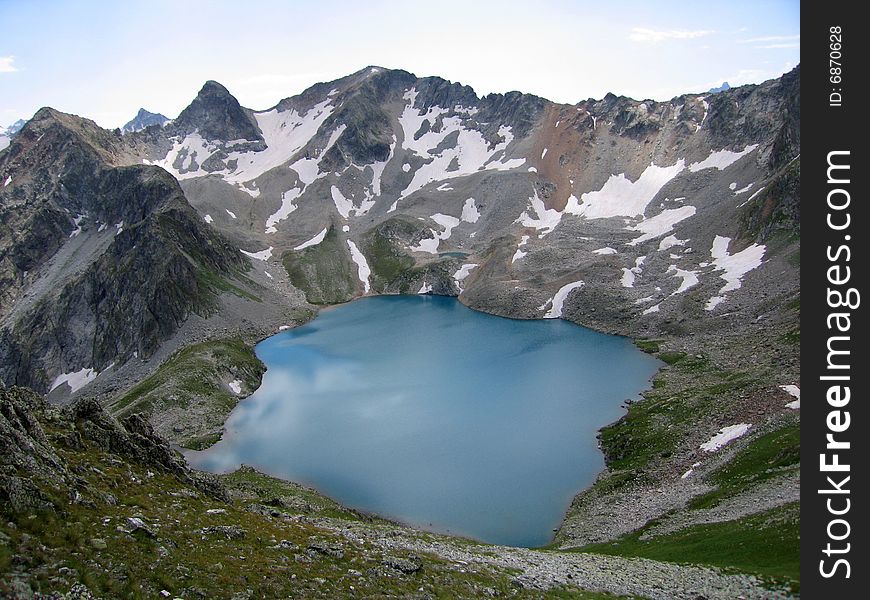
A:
[{"xmin": 0, "ymin": 0, "xmax": 799, "ymax": 129}]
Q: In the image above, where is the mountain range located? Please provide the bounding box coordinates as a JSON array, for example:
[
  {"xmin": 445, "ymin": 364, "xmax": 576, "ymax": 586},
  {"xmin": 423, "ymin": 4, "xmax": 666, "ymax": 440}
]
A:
[{"xmin": 0, "ymin": 65, "xmax": 801, "ymax": 596}]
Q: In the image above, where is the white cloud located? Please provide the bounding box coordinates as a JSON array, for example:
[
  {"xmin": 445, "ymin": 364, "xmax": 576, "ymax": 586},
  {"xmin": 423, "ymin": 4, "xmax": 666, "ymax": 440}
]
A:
[
  {"xmin": 0, "ymin": 56, "xmax": 18, "ymax": 73},
  {"xmin": 738, "ymin": 34, "xmax": 800, "ymax": 44},
  {"xmin": 629, "ymin": 27, "xmax": 714, "ymax": 43}
]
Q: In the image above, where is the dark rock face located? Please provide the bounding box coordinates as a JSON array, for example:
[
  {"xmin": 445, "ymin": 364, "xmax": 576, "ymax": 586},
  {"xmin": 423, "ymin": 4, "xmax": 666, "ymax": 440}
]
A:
[
  {"xmin": 0, "ymin": 111, "xmax": 250, "ymax": 393},
  {"xmin": 122, "ymin": 108, "xmax": 169, "ymax": 134},
  {"xmin": 172, "ymin": 80, "xmax": 263, "ymax": 142}
]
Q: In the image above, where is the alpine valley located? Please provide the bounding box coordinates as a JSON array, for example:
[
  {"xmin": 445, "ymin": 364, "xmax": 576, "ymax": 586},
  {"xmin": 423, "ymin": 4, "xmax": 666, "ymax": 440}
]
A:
[{"xmin": 0, "ymin": 65, "xmax": 800, "ymax": 598}]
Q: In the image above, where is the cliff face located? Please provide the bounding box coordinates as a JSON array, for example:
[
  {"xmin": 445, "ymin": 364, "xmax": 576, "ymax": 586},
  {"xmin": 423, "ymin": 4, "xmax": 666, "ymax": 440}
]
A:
[{"xmin": 0, "ymin": 110, "xmax": 252, "ymax": 394}]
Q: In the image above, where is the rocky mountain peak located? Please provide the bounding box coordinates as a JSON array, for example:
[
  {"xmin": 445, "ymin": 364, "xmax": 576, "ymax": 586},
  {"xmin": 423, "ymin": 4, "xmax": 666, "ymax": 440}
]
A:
[
  {"xmin": 122, "ymin": 108, "xmax": 169, "ymax": 134},
  {"xmin": 173, "ymin": 80, "xmax": 263, "ymax": 142}
]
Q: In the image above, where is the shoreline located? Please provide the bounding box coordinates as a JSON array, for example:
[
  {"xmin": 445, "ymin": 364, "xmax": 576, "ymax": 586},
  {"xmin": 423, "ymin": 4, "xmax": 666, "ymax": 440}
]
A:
[{"xmin": 182, "ymin": 290, "xmax": 663, "ymax": 551}]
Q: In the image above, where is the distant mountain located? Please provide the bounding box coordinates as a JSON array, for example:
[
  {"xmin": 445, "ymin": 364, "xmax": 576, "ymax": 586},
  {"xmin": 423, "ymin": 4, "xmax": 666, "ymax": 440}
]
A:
[
  {"xmin": 0, "ymin": 119, "xmax": 25, "ymax": 151},
  {"xmin": 5, "ymin": 119, "xmax": 27, "ymax": 135},
  {"xmin": 707, "ymin": 81, "xmax": 731, "ymax": 94},
  {"xmin": 121, "ymin": 108, "xmax": 169, "ymax": 133}
]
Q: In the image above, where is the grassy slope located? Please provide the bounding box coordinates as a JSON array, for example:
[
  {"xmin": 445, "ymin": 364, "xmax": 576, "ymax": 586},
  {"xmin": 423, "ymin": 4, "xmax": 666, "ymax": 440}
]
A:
[
  {"xmin": 577, "ymin": 503, "xmax": 799, "ymax": 593},
  {"xmin": 110, "ymin": 338, "xmax": 265, "ymax": 449},
  {"xmin": 565, "ymin": 332, "xmax": 801, "ymax": 591},
  {"xmin": 0, "ymin": 427, "xmax": 619, "ymax": 599},
  {"xmin": 282, "ymin": 226, "xmax": 357, "ymax": 304}
]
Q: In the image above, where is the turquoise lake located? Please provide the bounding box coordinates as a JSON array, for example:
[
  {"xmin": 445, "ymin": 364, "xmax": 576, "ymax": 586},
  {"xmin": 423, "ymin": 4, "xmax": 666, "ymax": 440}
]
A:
[{"xmin": 186, "ymin": 295, "xmax": 661, "ymax": 547}]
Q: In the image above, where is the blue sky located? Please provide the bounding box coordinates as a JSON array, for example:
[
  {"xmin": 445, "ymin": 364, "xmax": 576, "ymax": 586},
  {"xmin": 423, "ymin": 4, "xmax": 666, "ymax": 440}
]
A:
[{"xmin": 0, "ymin": 0, "xmax": 799, "ymax": 129}]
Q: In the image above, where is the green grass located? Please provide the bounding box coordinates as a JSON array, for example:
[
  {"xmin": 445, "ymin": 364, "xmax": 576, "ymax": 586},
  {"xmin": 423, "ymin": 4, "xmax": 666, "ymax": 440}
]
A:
[
  {"xmin": 221, "ymin": 466, "xmax": 371, "ymax": 522},
  {"xmin": 634, "ymin": 339, "xmax": 662, "ymax": 354},
  {"xmin": 196, "ymin": 266, "xmax": 262, "ymax": 302},
  {"xmin": 688, "ymin": 423, "xmax": 799, "ymax": 510},
  {"xmin": 577, "ymin": 503, "xmax": 799, "ymax": 593},
  {"xmin": 1, "ymin": 434, "xmax": 625, "ymax": 599},
  {"xmin": 110, "ymin": 338, "xmax": 265, "ymax": 448},
  {"xmin": 598, "ymin": 351, "xmax": 754, "ymax": 474},
  {"xmin": 362, "ymin": 227, "xmax": 416, "ymax": 291},
  {"xmin": 282, "ymin": 226, "xmax": 357, "ymax": 304}
]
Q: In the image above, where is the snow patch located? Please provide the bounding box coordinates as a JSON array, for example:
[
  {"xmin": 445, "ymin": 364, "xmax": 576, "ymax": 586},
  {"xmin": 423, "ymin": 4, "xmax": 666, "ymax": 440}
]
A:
[
  {"xmin": 780, "ymin": 384, "xmax": 800, "ymax": 409},
  {"xmin": 240, "ymin": 246, "xmax": 273, "ymax": 261},
  {"xmin": 592, "ymin": 247, "xmax": 617, "ymax": 255},
  {"xmin": 203, "ymin": 214, "xmax": 213, "ymax": 224},
  {"xmin": 294, "ymin": 227, "xmax": 328, "ymax": 251},
  {"xmin": 69, "ymin": 214, "xmax": 85, "ymax": 238},
  {"xmin": 515, "ymin": 189, "xmax": 562, "ymax": 237},
  {"xmin": 331, "ymin": 184, "xmax": 376, "ymax": 219},
  {"xmin": 452, "ymin": 263, "xmax": 478, "ymax": 292},
  {"xmin": 658, "ymin": 235, "xmax": 687, "ymax": 251},
  {"xmin": 642, "ymin": 304, "xmax": 660, "ymax": 315},
  {"xmin": 733, "ymin": 182, "xmax": 754, "ymax": 195},
  {"xmin": 700, "ymin": 424, "xmax": 752, "ymax": 452},
  {"xmin": 265, "ymin": 187, "xmax": 302, "ymax": 233},
  {"xmin": 621, "ymin": 256, "xmax": 646, "ymax": 288},
  {"xmin": 3, "ymin": 176, "xmax": 11, "ymax": 187},
  {"xmin": 627, "ymin": 205, "xmax": 696, "ymax": 246},
  {"xmin": 50, "ymin": 367, "xmax": 98, "ymax": 393},
  {"xmin": 410, "ymin": 213, "xmax": 461, "ymax": 254},
  {"xmin": 331, "ymin": 186, "xmax": 354, "ymax": 219},
  {"xmin": 228, "ymin": 380, "xmax": 242, "ymax": 395},
  {"xmin": 418, "ymin": 282, "xmax": 433, "ymax": 294},
  {"xmin": 704, "ymin": 235, "xmax": 766, "ymax": 310},
  {"xmin": 688, "ymin": 145, "xmax": 759, "ymax": 172},
  {"xmin": 395, "ymin": 90, "xmax": 525, "ymax": 202},
  {"xmin": 235, "ymin": 98, "xmax": 335, "ymax": 183},
  {"xmin": 737, "ymin": 186, "xmax": 766, "ymax": 208},
  {"xmin": 667, "ymin": 265, "xmax": 700, "ymax": 295},
  {"xmin": 571, "ymin": 161, "xmax": 686, "ymax": 219},
  {"xmin": 346, "ymin": 240, "xmax": 371, "ymax": 293},
  {"xmin": 539, "ymin": 281, "xmax": 584, "ymax": 319},
  {"xmin": 681, "ymin": 462, "xmax": 702, "ymax": 479},
  {"xmin": 225, "ymin": 209, "xmax": 237, "ymax": 219},
  {"xmin": 511, "ymin": 235, "xmax": 530, "ymax": 263},
  {"xmin": 461, "ymin": 198, "xmax": 481, "ymax": 223},
  {"xmin": 237, "ymin": 183, "xmax": 260, "ymax": 198}
]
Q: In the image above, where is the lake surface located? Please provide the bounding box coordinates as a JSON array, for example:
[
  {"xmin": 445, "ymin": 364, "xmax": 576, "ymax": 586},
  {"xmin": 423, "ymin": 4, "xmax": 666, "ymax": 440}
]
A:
[{"xmin": 186, "ymin": 296, "xmax": 660, "ymax": 547}]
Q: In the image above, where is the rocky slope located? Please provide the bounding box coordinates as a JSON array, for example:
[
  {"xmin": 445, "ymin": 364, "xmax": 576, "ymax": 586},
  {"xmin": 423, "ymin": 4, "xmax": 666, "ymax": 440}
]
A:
[{"xmin": 0, "ymin": 109, "xmax": 308, "ymax": 398}]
